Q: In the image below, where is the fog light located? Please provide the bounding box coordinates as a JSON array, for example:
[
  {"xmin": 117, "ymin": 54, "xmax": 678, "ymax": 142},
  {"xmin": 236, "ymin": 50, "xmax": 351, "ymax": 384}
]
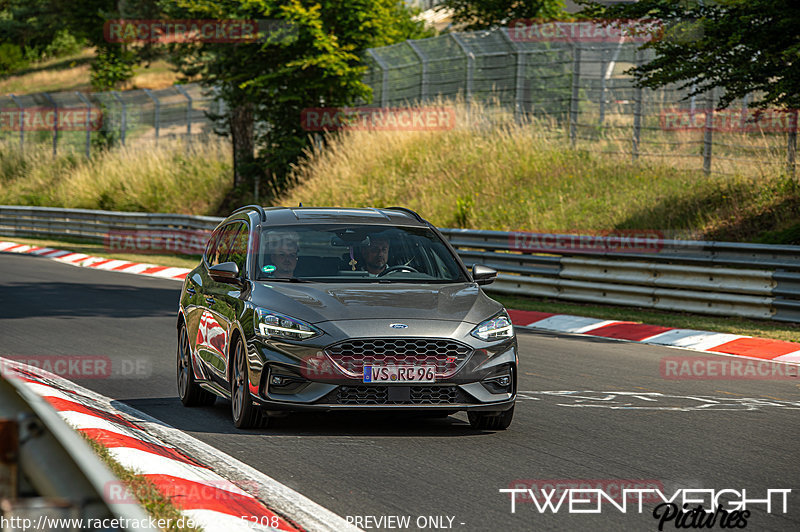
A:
[
  {"xmin": 271, "ymin": 375, "xmax": 285, "ymax": 386},
  {"xmin": 496, "ymin": 376, "xmax": 510, "ymax": 387}
]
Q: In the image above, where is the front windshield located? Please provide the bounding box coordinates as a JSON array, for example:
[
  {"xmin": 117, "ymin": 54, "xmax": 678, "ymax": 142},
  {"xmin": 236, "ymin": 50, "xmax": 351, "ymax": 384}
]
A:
[{"xmin": 256, "ymin": 224, "xmax": 468, "ymax": 283}]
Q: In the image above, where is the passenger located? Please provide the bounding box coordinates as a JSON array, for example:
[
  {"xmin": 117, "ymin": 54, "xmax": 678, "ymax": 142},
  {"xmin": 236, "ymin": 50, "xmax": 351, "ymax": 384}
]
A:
[
  {"xmin": 360, "ymin": 234, "xmax": 390, "ymax": 276},
  {"xmin": 263, "ymin": 231, "xmax": 299, "ymax": 277}
]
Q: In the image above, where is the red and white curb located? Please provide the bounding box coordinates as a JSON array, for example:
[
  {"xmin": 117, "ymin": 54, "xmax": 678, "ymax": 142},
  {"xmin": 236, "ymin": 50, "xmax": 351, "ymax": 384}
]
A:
[
  {"xmin": 0, "ymin": 359, "xmax": 361, "ymax": 532},
  {"xmin": 508, "ymin": 310, "xmax": 800, "ymax": 365},
  {"xmin": 0, "ymin": 241, "xmax": 190, "ymax": 281}
]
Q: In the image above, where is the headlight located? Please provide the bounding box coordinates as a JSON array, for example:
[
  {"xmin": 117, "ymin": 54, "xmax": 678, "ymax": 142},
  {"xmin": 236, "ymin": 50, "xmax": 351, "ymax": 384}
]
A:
[
  {"xmin": 471, "ymin": 311, "xmax": 514, "ymax": 341},
  {"xmin": 255, "ymin": 308, "xmax": 321, "ymax": 341}
]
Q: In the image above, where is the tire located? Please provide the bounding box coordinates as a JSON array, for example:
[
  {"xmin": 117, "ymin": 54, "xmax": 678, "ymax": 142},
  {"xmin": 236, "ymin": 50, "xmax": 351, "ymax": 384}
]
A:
[
  {"xmin": 467, "ymin": 405, "xmax": 514, "ymax": 430},
  {"xmin": 231, "ymin": 337, "xmax": 266, "ymax": 429},
  {"xmin": 177, "ymin": 324, "xmax": 216, "ymax": 407}
]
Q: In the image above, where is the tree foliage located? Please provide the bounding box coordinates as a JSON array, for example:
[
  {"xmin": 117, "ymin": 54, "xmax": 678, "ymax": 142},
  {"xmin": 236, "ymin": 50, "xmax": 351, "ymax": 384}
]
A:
[
  {"xmin": 581, "ymin": 0, "xmax": 800, "ymax": 109},
  {"xmin": 162, "ymin": 0, "xmax": 431, "ymax": 195},
  {"xmin": 440, "ymin": 0, "xmax": 566, "ymax": 30}
]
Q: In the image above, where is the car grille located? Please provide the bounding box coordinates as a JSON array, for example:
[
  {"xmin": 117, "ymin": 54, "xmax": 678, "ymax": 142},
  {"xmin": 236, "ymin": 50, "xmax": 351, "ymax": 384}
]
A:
[
  {"xmin": 326, "ymin": 385, "xmax": 469, "ymax": 405},
  {"xmin": 325, "ymin": 338, "xmax": 472, "ymax": 378}
]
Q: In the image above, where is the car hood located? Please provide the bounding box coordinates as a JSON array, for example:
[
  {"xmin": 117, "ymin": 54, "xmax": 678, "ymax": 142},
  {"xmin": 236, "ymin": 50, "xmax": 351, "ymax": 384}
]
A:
[{"xmin": 251, "ymin": 281, "xmax": 503, "ymax": 324}]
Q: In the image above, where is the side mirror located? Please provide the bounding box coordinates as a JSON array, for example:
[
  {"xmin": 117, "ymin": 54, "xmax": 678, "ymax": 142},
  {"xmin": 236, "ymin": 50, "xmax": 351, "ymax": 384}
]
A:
[
  {"xmin": 209, "ymin": 261, "xmax": 241, "ymax": 284},
  {"xmin": 472, "ymin": 264, "xmax": 497, "ymax": 286}
]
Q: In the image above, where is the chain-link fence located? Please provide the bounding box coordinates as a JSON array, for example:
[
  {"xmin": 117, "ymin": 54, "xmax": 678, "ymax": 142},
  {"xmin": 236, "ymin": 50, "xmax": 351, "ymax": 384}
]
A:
[
  {"xmin": 363, "ymin": 26, "xmax": 799, "ymax": 177},
  {"xmin": 0, "ymin": 83, "xmax": 221, "ymax": 158}
]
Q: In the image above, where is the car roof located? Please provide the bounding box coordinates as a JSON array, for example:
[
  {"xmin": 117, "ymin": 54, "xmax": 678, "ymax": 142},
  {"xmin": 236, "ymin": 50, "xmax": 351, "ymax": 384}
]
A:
[{"xmin": 236, "ymin": 206, "xmax": 430, "ymax": 227}]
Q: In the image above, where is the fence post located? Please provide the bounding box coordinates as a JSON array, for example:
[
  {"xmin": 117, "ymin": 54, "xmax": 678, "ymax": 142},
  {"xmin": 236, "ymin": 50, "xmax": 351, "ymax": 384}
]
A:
[
  {"xmin": 569, "ymin": 45, "xmax": 581, "ymax": 147},
  {"xmin": 788, "ymin": 109, "xmax": 798, "ymax": 179},
  {"xmin": 632, "ymin": 50, "xmax": 643, "ymax": 161},
  {"xmin": 407, "ymin": 40, "xmax": 428, "ymax": 102},
  {"xmin": 112, "ymin": 92, "xmax": 127, "ymax": 147},
  {"xmin": 42, "ymin": 92, "xmax": 58, "ymax": 157},
  {"xmin": 367, "ymin": 49, "xmax": 390, "ymax": 107},
  {"xmin": 451, "ymin": 33, "xmax": 474, "ymax": 103},
  {"xmin": 599, "ymin": 52, "xmax": 607, "ymax": 126},
  {"xmin": 144, "ymin": 89, "xmax": 160, "ymax": 145},
  {"xmin": 702, "ymin": 88, "xmax": 715, "ymax": 175},
  {"xmin": 176, "ymin": 84, "xmax": 193, "ymax": 140},
  {"xmin": 9, "ymin": 95, "xmax": 24, "ymax": 153},
  {"xmin": 499, "ymin": 28, "xmax": 525, "ymax": 119},
  {"xmin": 75, "ymin": 92, "xmax": 92, "ymax": 158}
]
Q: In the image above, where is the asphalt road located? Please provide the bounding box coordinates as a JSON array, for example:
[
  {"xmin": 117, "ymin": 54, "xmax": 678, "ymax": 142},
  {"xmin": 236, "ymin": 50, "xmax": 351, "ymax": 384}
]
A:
[{"xmin": 1, "ymin": 251, "xmax": 799, "ymax": 531}]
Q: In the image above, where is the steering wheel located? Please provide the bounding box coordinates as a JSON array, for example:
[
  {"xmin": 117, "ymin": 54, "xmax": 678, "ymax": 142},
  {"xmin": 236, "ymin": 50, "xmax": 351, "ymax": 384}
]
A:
[{"xmin": 377, "ymin": 264, "xmax": 419, "ymax": 276}]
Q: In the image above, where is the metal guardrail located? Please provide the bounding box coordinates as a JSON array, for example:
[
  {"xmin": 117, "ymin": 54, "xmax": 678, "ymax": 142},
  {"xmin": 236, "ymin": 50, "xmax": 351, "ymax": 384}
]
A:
[
  {"xmin": 1, "ymin": 206, "xmax": 799, "ymax": 323},
  {"xmin": 0, "ymin": 363, "xmax": 156, "ymax": 531}
]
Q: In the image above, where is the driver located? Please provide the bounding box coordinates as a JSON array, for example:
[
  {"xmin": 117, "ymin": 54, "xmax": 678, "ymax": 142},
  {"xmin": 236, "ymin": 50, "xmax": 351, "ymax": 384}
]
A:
[
  {"xmin": 263, "ymin": 230, "xmax": 299, "ymax": 277},
  {"xmin": 360, "ymin": 234, "xmax": 390, "ymax": 276}
]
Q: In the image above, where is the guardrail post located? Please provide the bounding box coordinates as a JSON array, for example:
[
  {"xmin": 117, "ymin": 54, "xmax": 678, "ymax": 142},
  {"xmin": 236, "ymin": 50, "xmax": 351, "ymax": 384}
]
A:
[
  {"xmin": 9, "ymin": 94, "xmax": 24, "ymax": 153},
  {"xmin": 42, "ymin": 92, "xmax": 58, "ymax": 157},
  {"xmin": 75, "ymin": 92, "xmax": 92, "ymax": 158},
  {"xmin": 599, "ymin": 53, "xmax": 607, "ymax": 126},
  {"xmin": 451, "ymin": 33, "xmax": 474, "ymax": 103},
  {"xmin": 569, "ymin": 45, "xmax": 581, "ymax": 147},
  {"xmin": 144, "ymin": 88, "xmax": 160, "ymax": 145},
  {"xmin": 176, "ymin": 84, "xmax": 193, "ymax": 141},
  {"xmin": 702, "ymin": 88, "xmax": 715, "ymax": 175},
  {"xmin": 407, "ymin": 40, "xmax": 428, "ymax": 102},
  {"xmin": 632, "ymin": 50, "xmax": 643, "ymax": 161},
  {"xmin": 111, "ymin": 92, "xmax": 127, "ymax": 147},
  {"xmin": 787, "ymin": 109, "xmax": 797, "ymax": 179}
]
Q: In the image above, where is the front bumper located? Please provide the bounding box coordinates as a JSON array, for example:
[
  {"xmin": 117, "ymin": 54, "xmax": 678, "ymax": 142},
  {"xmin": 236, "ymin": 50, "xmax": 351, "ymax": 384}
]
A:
[{"xmin": 246, "ymin": 334, "xmax": 518, "ymax": 413}]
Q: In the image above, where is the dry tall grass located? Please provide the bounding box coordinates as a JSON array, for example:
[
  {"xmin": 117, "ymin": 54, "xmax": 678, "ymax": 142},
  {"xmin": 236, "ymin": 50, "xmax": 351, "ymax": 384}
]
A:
[
  {"xmin": 281, "ymin": 100, "xmax": 800, "ymax": 242},
  {"xmin": 0, "ymin": 138, "xmax": 232, "ymax": 214}
]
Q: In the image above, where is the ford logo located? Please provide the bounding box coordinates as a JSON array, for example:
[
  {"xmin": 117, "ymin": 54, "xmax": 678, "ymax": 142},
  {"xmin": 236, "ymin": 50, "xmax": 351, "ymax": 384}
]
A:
[{"xmin": 389, "ymin": 323, "xmax": 408, "ymax": 329}]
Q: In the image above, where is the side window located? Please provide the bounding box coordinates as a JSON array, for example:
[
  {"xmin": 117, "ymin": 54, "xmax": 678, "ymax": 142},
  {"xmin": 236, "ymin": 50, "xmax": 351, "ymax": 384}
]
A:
[
  {"xmin": 204, "ymin": 230, "xmax": 222, "ymax": 266},
  {"xmin": 208, "ymin": 223, "xmax": 241, "ymax": 268},
  {"xmin": 228, "ymin": 223, "xmax": 250, "ymax": 275}
]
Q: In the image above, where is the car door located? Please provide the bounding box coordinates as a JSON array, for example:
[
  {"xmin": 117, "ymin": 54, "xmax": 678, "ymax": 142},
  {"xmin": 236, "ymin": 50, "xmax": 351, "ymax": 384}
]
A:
[{"xmin": 194, "ymin": 222, "xmax": 243, "ymax": 382}]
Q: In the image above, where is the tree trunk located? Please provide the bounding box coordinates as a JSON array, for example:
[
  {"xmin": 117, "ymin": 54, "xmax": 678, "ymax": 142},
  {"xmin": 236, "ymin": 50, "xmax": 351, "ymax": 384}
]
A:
[{"xmin": 230, "ymin": 101, "xmax": 255, "ymax": 188}]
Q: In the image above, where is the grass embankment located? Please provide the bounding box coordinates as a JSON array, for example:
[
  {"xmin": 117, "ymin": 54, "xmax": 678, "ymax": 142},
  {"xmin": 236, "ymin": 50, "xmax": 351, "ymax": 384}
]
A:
[
  {"xmin": 0, "ymin": 139, "xmax": 231, "ymax": 214},
  {"xmin": 85, "ymin": 437, "xmax": 202, "ymax": 531},
  {"xmin": 0, "ymin": 48, "xmax": 180, "ymax": 95},
  {"xmin": 282, "ymin": 104, "xmax": 800, "ymax": 244}
]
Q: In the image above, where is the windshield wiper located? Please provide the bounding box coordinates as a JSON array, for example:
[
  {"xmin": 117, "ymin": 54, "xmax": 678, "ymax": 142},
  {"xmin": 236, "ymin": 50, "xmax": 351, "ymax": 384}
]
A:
[{"xmin": 258, "ymin": 277, "xmax": 312, "ymax": 283}]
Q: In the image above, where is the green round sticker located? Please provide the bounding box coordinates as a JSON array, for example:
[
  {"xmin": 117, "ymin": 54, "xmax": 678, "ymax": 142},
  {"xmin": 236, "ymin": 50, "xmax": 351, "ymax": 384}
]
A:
[{"xmin": 261, "ymin": 265, "xmax": 277, "ymax": 274}]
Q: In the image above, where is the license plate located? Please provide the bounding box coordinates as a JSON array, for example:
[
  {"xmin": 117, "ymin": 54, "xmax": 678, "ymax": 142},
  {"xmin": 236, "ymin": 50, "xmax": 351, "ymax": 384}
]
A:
[{"xmin": 363, "ymin": 365, "xmax": 435, "ymax": 383}]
